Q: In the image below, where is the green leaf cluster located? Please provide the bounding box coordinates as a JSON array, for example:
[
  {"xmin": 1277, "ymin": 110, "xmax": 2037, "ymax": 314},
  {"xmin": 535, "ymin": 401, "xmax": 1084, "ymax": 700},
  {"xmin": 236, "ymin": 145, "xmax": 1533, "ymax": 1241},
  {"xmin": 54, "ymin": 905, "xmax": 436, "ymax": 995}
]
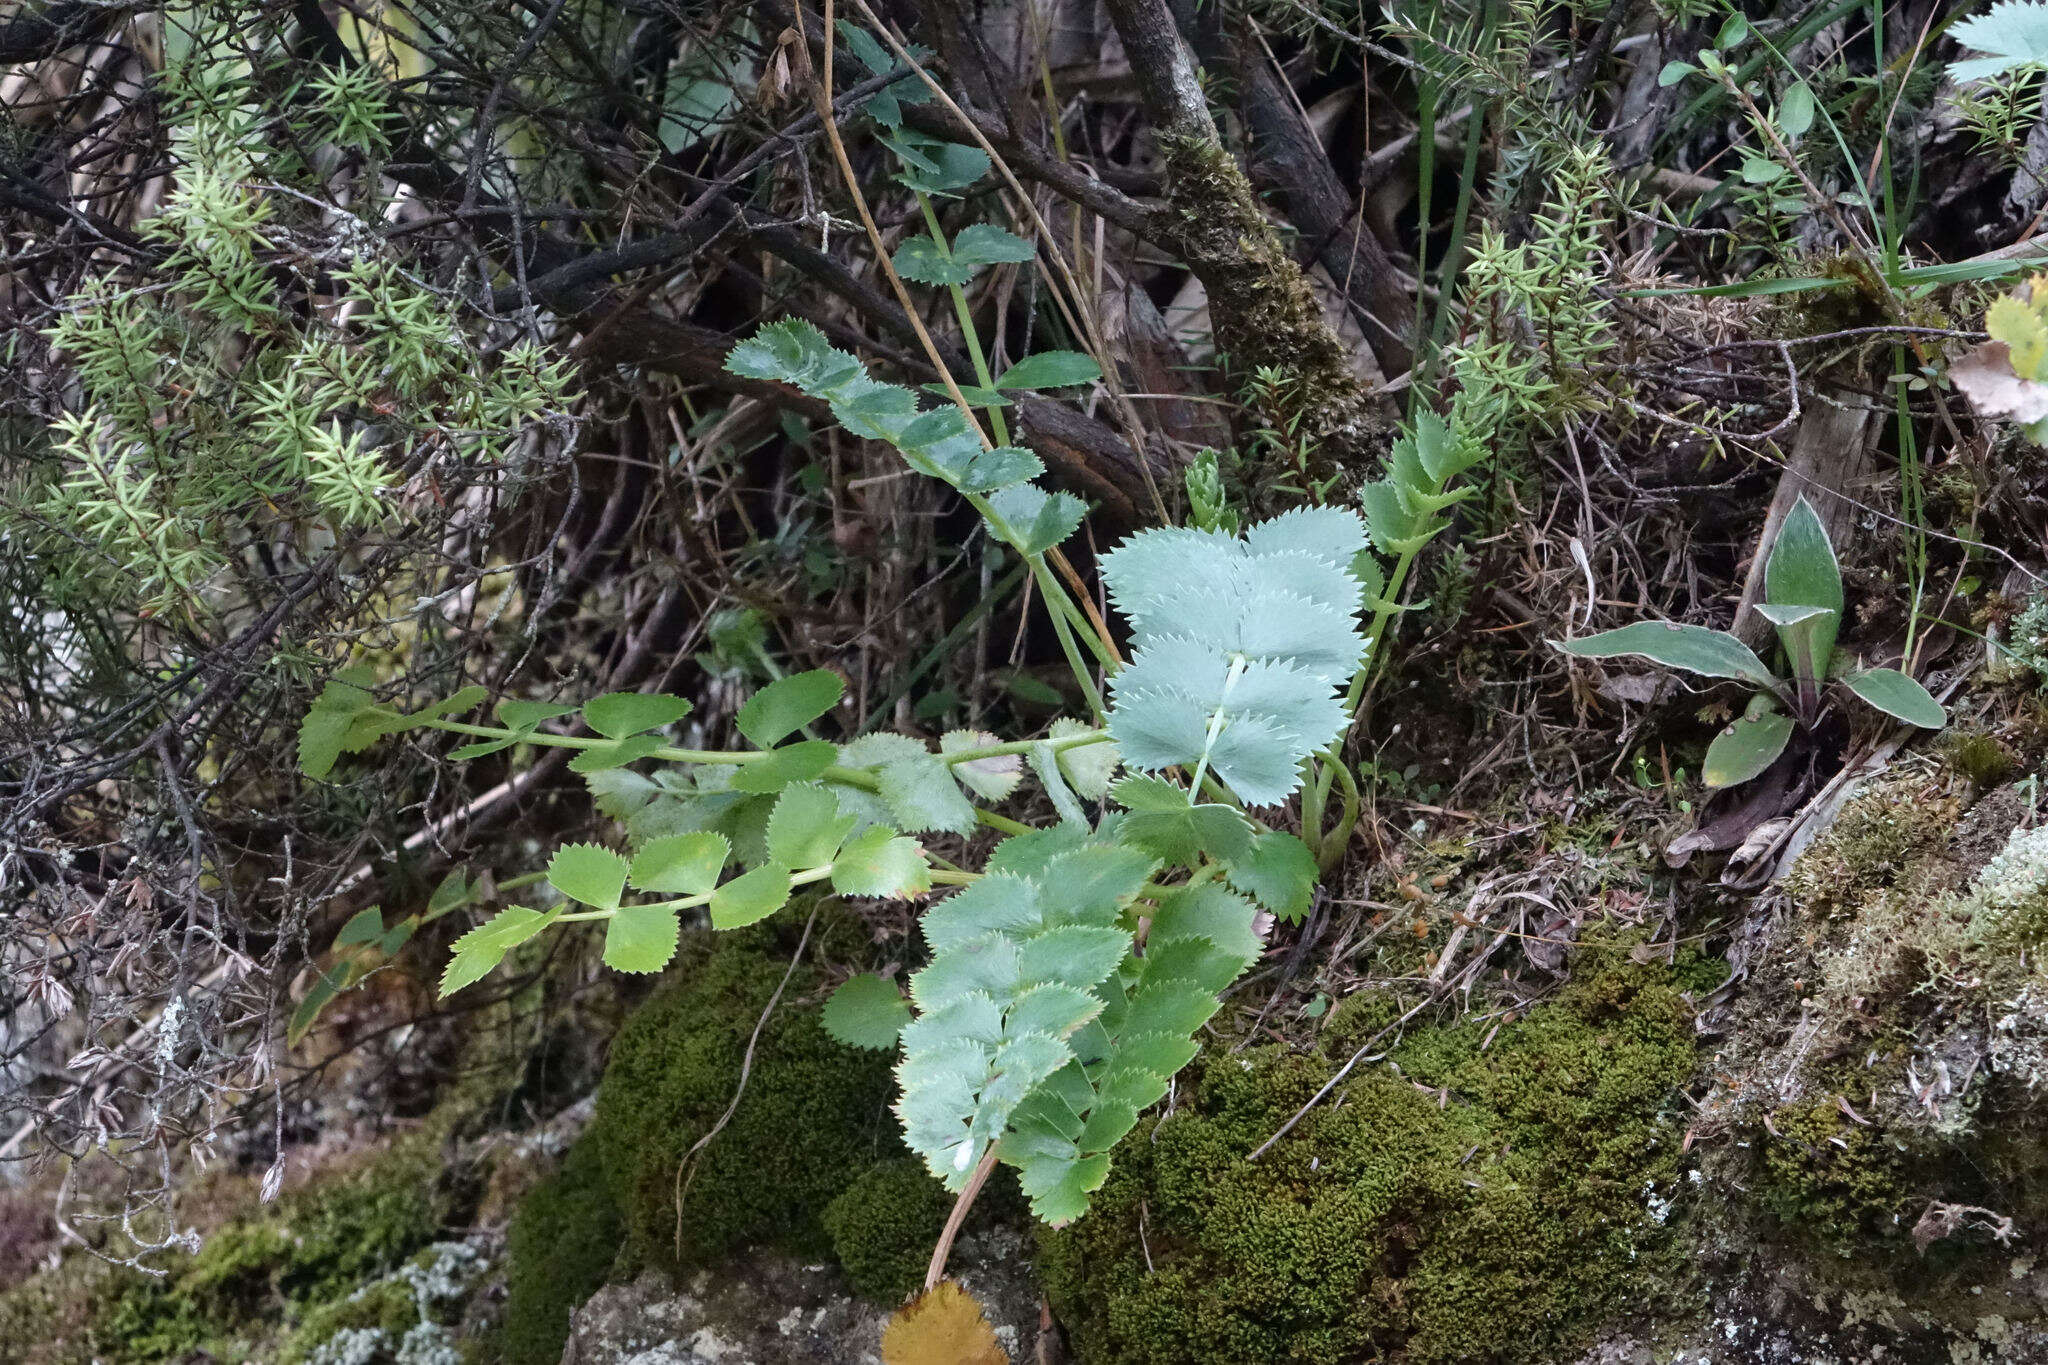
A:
[
  {"xmin": 1555, "ymin": 497, "xmax": 1945, "ymax": 788},
  {"xmin": 1100, "ymin": 507, "xmax": 1369, "ymax": 806}
]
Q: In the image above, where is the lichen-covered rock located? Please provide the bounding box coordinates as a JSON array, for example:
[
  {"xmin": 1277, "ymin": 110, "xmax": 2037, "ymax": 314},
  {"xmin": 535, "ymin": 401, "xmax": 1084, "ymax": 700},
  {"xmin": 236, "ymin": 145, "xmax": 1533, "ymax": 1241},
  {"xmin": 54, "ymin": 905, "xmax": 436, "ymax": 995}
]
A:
[
  {"xmin": 555, "ymin": 1232, "xmax": 1059, "ymax": 1365},
  {"xmin": 1037, "ymin": 947, "xmax": 1701, "ymax": 1364}
]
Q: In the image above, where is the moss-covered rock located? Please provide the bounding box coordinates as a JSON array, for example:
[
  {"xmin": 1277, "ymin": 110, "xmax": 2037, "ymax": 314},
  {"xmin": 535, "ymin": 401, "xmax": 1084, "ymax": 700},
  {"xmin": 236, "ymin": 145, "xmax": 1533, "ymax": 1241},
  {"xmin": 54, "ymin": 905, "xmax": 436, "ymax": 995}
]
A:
[
  {"xmin": 1038, "ymin": 948, "xmax": 1700, "ymax": 1364},
  {"xmin": 0, "ymin": 1137, "xmax": 449, "ymax": 1365},
  {"xmin": 822, "ymin": 1158, "xmax": 951, "ymax": 1304},
  {"xmin": 591, "ymin": 921, "xmax": 897, "ymax": 1274},
  {"xmin": 498, "ymin": 1133, "xmax": 624, "ymax": 1365}
]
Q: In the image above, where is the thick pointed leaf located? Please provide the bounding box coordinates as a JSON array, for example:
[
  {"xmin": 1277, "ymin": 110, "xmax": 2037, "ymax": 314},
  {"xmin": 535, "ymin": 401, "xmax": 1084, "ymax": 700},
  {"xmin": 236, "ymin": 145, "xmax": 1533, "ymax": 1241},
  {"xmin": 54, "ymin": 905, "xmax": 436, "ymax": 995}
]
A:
[
  {"xmin": 994, "ymin": 350, "xmax": 1101, "ymax": 391},
  {"xmin": 1763, "ymin": 496, "xmax": 1843, "ymax": 677},
  {"xmin": 1843, "ymin": 668, "xmax": 1947, "ymax": 728},
  {"xmin": 1702, "ymin": 710, "xmax": 1795, "ymax": 788},
  {"xmin": 1554, "ymin": 621, "xmax": 1779, "ymax": 689}
]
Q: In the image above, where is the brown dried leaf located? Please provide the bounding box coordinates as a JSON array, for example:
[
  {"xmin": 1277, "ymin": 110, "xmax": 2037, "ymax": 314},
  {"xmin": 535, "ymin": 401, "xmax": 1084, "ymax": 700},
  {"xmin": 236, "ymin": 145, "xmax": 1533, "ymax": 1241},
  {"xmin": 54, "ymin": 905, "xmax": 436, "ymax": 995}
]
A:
[
  {"xmin": 881, "ymin": 1281, "xmax": 1009, "ymax": 1365},
  {"xmin": 1951, "ymin": 341, "xmax": 2048, "ymax": 425}
]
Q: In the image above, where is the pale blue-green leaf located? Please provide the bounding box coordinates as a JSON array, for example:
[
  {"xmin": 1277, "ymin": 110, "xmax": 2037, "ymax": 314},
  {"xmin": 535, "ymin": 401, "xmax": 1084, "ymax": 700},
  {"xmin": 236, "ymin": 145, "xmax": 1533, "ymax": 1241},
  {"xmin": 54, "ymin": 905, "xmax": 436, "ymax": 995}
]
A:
[
  {"xmin": 879, "ymin": 752, "xmax": 979, "ymax": 834},
  {"xmin": 1050, "ymin": 718, "xmax": 1119, "ymax": 799},
  {"xmin": 821, "ymin": 975, "xmax": 913, "ymax": 1050},
  {"xmin": 1554, "ymin": 621, "xmax": 1778, "ymax": 688},
  {"xmin": 1843, "ymin": 668, "xmax": 1947, "ymax": 728},
  {"xmin": 920, "ymin": 873, "xmax": 1044, "ymax": 953}
]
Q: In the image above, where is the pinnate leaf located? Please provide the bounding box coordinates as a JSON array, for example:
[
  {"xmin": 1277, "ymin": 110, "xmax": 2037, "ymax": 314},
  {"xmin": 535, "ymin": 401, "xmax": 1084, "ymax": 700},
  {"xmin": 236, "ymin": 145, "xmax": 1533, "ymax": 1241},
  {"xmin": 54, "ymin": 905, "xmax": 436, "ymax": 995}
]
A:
[{"xmin": 582, "ymin": 691, "xmax": 692, "ymax": 739}]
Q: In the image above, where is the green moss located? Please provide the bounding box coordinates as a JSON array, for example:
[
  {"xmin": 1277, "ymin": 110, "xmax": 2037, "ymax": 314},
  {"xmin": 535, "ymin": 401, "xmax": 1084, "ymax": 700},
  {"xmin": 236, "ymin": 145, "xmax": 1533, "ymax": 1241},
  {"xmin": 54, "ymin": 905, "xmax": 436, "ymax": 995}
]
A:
[
  {"xmin": 498, "ymin": 1134, "xmax": 624, "ymax": 1365},
  {"xmin": 823, "ymin": 1158, "xmax": 952, "ymax": 1304},
  {"xmin": 1038, "ymin": 951, "xmax": 1698, "ymax": 1365},
  {"xmin": 1784, "ymin": 775, "xmax": 1963, "ymax": 920},
  {"xmin": 1755, "ymin": 1100, "xmax": 1914, "ymax": 1248},
  {"xmin": 592, "ymin": 922, "xmax": 896, "ymax": 1275}
]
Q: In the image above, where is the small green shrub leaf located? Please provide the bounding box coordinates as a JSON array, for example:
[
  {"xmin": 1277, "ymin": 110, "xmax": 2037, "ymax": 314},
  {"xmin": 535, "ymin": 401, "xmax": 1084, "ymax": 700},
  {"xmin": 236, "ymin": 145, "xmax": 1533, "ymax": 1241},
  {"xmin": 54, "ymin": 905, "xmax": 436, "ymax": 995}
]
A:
[
  {"xmin": 738, "ymin": 669, "xmax": 843, "ymax": 747},
  {"xmin": 709, "ymin": 862, "xmax": 793, "ymax": 929},
  {"xmin": 879, "ymin": 752, "xmax": 979, "ymax": 834},
  {"xmin": 951, "ymin": 223, "xmax": 1035, "ymax": 269},
  {"xmin": 830, "ymin": 826, "xmax": 932, "ymax": 898},
  {"xmin": 1702, "ymin": 710, "xmax": 1795, "ymax": 788},
  {"xmin": 892, "ymin": 236, "xmax": 974, "ymax": 286},
  {"xmin": 603, "ymin": 904, "xmax": 680, "ymax": 973},
  {"xmin": 1843, "ymin": 668, "xmax": 1948, "ymax": 728},
  {"xmin": 822, "ymin": 975, "xmax": 913, "ymax": 1050},
  {"xmin": 628, "ymin": 831, "xmax": 729, "ymax": 895},
  {"xmin": 334, "ymin": 905, "xmax": 388, "ymax": 948},
  {"xmin": 499, "ymin": 699, "xmax": 577, "ymax": 731},
  {"xmin": 1657, "ymin": 59, "xmax": 1698, "ymax": 85},
  {"xmin": 547, "ymin": 843, "xmax": 629, "ymax": 910},
  {"xmin": 582, "ymin": 691, "xmax": 693, "ymax": 739},
  {"xmin": 993, "ymin": 350, "xmax": 1100, "ymax": 391},
  {"xmin": 1554, "ymin": 621, "xmax": 1778, "ymax": 688}
]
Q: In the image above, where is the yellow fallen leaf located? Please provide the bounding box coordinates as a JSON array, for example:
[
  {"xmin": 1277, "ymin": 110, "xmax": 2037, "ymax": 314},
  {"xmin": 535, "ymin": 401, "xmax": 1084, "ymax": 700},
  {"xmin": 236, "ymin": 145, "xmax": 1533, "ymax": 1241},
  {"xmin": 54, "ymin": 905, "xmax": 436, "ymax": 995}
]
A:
[{"xmin": 880, "ymin": 1281, "xmax": 1009, "ymax": 1365}]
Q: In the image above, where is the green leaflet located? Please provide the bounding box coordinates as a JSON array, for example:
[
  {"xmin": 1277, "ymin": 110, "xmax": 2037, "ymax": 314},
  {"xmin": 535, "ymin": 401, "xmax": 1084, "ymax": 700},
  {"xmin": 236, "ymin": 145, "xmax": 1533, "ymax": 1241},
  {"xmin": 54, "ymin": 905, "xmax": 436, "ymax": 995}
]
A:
[
  {"xmin": 895, "ymin": 837, "xmax": 1157, "ymax": 1191},
  {"xmin": 724, "ymin": 319, "xmax": 1083, "ymax": 559},
  {"xmin": 1004, "ymin": 880, "xmax": 1264, "ymax": 1223},
  {"xmin": 1099, "ymin": 509, "xmax": 1368, "ymax": 806}
]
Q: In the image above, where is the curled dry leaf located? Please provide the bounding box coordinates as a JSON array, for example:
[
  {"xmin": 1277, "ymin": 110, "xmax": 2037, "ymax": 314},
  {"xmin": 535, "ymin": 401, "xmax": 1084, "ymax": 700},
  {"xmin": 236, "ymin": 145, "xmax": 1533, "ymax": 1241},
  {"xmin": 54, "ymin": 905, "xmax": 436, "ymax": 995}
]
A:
[
  {"xmin": 1951, "ymin": 340, "xmax": 2048, "ymax": 427},
  {"xmin": 880, "ymin": 1281, "xmax": 1009, "ymax": 1365}
]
